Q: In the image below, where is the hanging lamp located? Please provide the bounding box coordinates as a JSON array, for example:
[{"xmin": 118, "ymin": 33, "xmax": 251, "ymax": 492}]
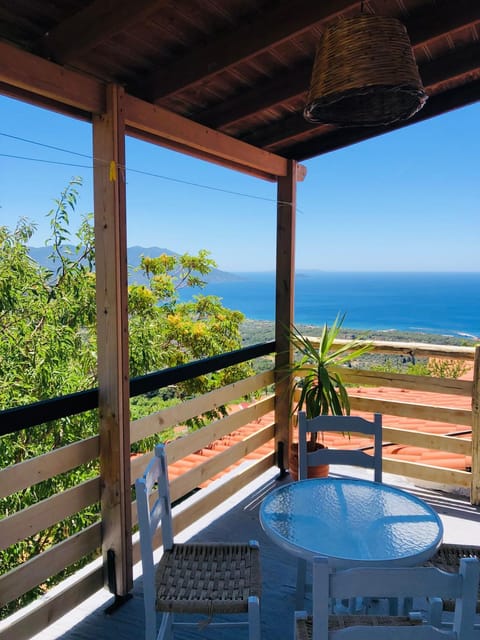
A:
[{"xmin": 303, "ymin": 14, "xmax": 428, "ymax": 126}]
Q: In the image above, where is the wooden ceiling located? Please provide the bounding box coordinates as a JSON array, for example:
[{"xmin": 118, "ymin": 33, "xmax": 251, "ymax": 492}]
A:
[{"xmin": 1, "ymin": 0, "xmax": 479, "ymax": 164}]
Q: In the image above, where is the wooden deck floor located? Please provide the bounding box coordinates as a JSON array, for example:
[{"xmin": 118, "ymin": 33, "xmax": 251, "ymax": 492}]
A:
[{"xmin": 30, "ymin": 467, "xmax": 480, "ymax": 640}]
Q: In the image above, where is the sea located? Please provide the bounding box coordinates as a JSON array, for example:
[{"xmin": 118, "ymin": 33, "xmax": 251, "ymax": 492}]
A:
[{"xmin": 182, "ymin": 272, "xmax": 480, "ymax": 340}]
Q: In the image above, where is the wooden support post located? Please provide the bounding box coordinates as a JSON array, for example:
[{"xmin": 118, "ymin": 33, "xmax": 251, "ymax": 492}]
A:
[
  {"xmin": 274, "ymin": 159, "xmax": 297, "ymax": 474},
  {"xmin": 93, "ymin": 84, "xmax": 132, "ymax": 595},
  {"xmin": 471, "ymin": 346, "xmax": 480, "ymax": 505}
]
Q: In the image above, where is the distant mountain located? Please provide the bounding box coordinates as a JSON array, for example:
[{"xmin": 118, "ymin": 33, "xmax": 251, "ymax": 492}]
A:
[{"xmin": 27, "ymin": 245, "xmax": 241, "ymax": 284}]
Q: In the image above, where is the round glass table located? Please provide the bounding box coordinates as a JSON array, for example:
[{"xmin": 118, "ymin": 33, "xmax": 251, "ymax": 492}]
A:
[{"xmin": 260, "ymin": 478, "xmax": 443, "ymax": 568}]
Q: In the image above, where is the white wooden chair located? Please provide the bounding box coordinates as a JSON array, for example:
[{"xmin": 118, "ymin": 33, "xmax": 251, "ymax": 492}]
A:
[
  {"xmin": 297, "ymin": 411, "xmax": 383, "ymax": 483},
  {"xmin": 294, "ymin": 555, "xmax": 480, "ymax": 640},
  {"xmin": 296, "ymin": 411, "xmax": 383, "ymax": 609},
  {"xmin": 424, "ymin": 543, "xmax": 480, "ymax": 613},
  {"xmin": 135, "ymin": 443, "xmax": 262, "ymax": 640}
]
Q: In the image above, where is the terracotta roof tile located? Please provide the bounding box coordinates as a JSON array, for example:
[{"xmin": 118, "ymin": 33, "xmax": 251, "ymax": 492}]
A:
[{"xmin": 168, "ymin": 371, "xmax": 473, "ymax": 481}]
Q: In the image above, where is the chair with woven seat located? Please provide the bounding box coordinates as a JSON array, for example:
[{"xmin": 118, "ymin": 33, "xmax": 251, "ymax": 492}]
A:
[
  {"xmin": 424, "ymin": 543, "xmax": 480, "ymax": 613},
  {"xmin": 294, "ymin": 555, "xmax": 480, "ymax": 640},
  {"xmin": 296, "ymin": 411, "xmax": 383, "ymax": 609},
  {"xmin": 135, "ymin": 443, "xmax": 262, "ymax": 640}
]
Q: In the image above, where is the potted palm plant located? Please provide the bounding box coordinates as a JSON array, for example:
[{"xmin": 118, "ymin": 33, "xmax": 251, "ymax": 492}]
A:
[{"xmin": 287, "ymin": 313, "xmax": 372, "ymax": 480}]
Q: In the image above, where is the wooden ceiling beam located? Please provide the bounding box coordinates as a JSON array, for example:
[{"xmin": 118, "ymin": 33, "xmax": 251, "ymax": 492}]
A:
[
  {"xmin": 38, "ymin": 0, "xmax": 170, "ymax": 63},
  {"xmin": 124, "ymin": 95, "xmax": 289, "ymax": 181},
  {"xmin": 420, "ymin": 41, "xmax": 480, "ymax": 88},
  {"xmin": 0, "ymin": 39, "xmax": 294, "ymax": 182},
  {"xmin": 149, "ymin": 0, "xmax": 359, "ymax": 101},
  {"xmin": 196, "ymin": 67, "xmax": 310, "ymax": 130},
  {"xmin": 0, "ymin": 39, "xmax": 289, "ymax": 181},
  {"xmin": 245, "ymin": 112, "xmax": 313, "ymax": 151},
  {"xmin": 193, "ymin": 1, "xmax": 480, "ymax": 131},
  {"xmin": 405, "ymin": 0, "xmax": 480, "ymax": 47},
  {"xmin": 0, "ymin": 41, "xmax": 104, "ymax": 115},
  {"xmin": 282, "ymin": 80, "xmax": 480, "ymax": 161}
]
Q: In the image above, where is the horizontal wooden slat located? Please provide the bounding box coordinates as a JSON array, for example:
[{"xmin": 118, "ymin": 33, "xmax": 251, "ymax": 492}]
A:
[
  {"xmin": 171, "ymin": 453, "xmax": 275, "ymax": 537},
  {"xmin": 130, "ymin": 421, "xmax": 274, "ymax": 521},
  {"xmin": 130, "ymin": 394, "xmax": 274, "ymax": 481},
  {"xmin": 0, "ymin": 478, "xmax": 100, "ymax": 550},
  {"xmin": 125, "ymin": 95, "xmax": 288, "ymax": 181},
  {"xmin": 329, "ymin": 339, "xmax": 475, "ymax": 360},
  {"xmin": 131, "ymin": 370, "xmax": 274, "ymax": 442},
  {"xmin": 294, "ymin": 364, "xmax": 473, "ymax": 396},
  {"xmin": 383, "ymin": 457, "xmax": 471, "ymax": 488},
  {"xmin": 130, "ymin": 452, "xmax": 277, "ymax": 566},
  {"xmin": 0, "ymin": 436, "xmax": 99, "ymax": 499},
  {"xmin": 165, "ymin": 395, "xmax": 275, "ymax": 464},
  {"xmin": 382, "ymin": 427, "xmax": 472, "ymax": 457},
  {"xmin": 0, "ymin": 523, "xmax": 101, "ymax": 607},
  {"xmin": 168, "ymin": 423, "xmax": 275, "ymax": 502},
  {"xmin": 0, "ymin": 564, "xmax": 104, "ymax": 640},
  {"xmin": 337, "ymin": 367, "xmax": 473, "ymax": 396},
  {"xmin": 0, "ymin": 41, "xmax": 104, "ymax": 115},
  {"xmin": 349, "ymin": 395, "xmax": 472, "ymax": 427}
]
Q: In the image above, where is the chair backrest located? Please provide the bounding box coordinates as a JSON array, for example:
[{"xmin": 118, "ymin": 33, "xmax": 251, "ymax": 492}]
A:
[
  {"xmin": 134, "ymin": 444, "xmax": 174, "ymax": 640},
  {"xmin": 298, "ymin": 411, "xmax": 382, "ymax": 482},
  {"xmin": 311, "ymin": 556, "xmax": 480, "ymax": 640}
]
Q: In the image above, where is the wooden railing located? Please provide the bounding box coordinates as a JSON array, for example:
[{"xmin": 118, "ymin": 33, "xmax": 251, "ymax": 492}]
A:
[
  {"xmin": 0, "ymin": 348, "xmax": 276, "ymax": 640},
  {"xmin": 131, "ymin": 370, "xmax": 276, "ymax": 531},
  {"xmin": 297, "ymin": 339, "xmax": 479, "ymax": 500},
  {"xmin": 1, "ymin": 339, "xmax": 479, "ymax": 639}
]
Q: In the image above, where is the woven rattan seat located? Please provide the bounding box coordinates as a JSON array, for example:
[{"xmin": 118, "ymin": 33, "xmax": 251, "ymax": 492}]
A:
[
  {"xmin": 424, "ymin": 543, "xmax": 480, "ymax": 612},
  {"xmin": 295, "ymin": 614, "xmax": 421, "ymax": 639},
  {"xmin": 156, "ymin": 542, "xmax": 261, "ymax": 614}
]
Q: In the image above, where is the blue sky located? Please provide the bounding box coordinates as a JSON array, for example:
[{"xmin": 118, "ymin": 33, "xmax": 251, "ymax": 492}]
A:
[{"xmin": 1, "ymin": 94, "xmax": 479, "ymax": 272}]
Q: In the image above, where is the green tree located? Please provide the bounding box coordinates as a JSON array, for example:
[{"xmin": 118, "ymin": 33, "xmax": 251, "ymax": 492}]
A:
[
  {"xmin": 0, "ymin": 179, "xmax": 99, "ymax": 613},
  {"xmin": 0, "ymin": 177, "xmax": 252, "ymax": 614},
  {"xmin": 128, "ymin": 251, "xmax": 248, "ymax": 384},
  {"xmin": 1, "ymin": 176, "xmax": 251, "ymax": 422}
]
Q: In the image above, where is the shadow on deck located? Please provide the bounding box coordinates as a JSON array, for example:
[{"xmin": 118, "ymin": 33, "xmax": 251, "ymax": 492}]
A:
[{"xmin": 33, "ymin": 467, "xmax": 480, "ymax": 640}]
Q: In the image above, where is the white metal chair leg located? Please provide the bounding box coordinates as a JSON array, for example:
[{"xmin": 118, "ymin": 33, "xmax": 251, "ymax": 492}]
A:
[
  {"xmin": 157, "ymin": 612, "xmax": 173, "ymax": 640},
  {"xmin": 248, "ymin": 595, "xmax": 261, "ymax": 640}
]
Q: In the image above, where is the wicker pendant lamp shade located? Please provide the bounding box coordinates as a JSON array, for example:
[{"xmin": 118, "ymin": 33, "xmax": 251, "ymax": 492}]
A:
[{"xmin": 304, "ymin": 15, "xmax": 427, "ymax": 126}]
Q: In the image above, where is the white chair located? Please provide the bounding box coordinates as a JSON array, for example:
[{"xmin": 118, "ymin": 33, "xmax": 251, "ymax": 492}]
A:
[
  {"xmin": 424, "ymin": 543, "xmax": 480, "ymax": 613},
  {"xmin": 297, "ymin": 411, "xmax": 383, "ymax": 483},
  {"xmin": 296, "ymin": 411, "xmax": 383, "ymax": 609},
  {"xmin": 294, "ymin": 555, "xmax": 480, "ymax": 640},
  {"xmin": 135, "ymin": 443, "xmax": 262, "ymax": 640}
]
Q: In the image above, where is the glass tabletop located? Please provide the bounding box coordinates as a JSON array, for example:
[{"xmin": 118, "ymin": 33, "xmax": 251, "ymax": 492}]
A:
[{"xmin": 259, "ymin": 478, "xmax": 443, "ymax": 568}]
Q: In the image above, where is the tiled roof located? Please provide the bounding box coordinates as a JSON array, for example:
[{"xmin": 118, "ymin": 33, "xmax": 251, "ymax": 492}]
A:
[{"xmin": 349, "ymin": 384, "xmax": 472, "ymax": 470}]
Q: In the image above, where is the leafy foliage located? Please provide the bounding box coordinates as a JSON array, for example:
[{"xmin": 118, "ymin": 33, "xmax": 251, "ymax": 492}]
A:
[
  {"xmin": 371, "ymin": 357, "xmax": 469, "ymax": 379},
  {"xmin": 0, "ymin": 178, "xmax": 252, "ymax": 615},
  {"xmin": 287, "ymin": 313, "xmax": 372, "ymax": 444}
]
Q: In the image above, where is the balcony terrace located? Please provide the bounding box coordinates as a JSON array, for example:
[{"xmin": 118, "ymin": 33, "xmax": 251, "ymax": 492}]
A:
[
  {"xmin": 2, "ymin": 338, "xmax": 479, "ymax": 639},
  {"xmin": 29, "ymin": 465, "xmax": 480, "ymax": 640},
  {"xmin": 1, "ymin": 2, "xmax": 479, "ymax": 638}
]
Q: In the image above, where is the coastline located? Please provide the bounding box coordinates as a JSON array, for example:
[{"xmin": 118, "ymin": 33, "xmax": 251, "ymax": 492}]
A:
[
  {"xmin": 241, "ymin": 318, "xmax": 478, "ymax": 348},
  {"xmin": 200, "ymin": 272, "xmax": 480, "ymax": 341}
]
